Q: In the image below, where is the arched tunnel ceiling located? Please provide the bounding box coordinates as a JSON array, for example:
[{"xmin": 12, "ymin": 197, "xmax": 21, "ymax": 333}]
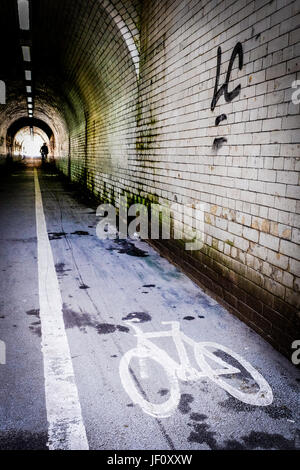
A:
[
  {"xmin": 0, "ymin": 0, "xmax": 140, "ymax": 156},
  {"xmin": 31, "ymin": 0, "xmax": 140, "ymax": 124},
  {"xmin": 7, "ymin": 117, "xmax": 54, "ymax": 140}
]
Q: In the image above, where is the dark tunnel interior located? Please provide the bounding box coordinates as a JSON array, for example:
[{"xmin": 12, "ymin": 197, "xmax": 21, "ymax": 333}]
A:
[{"xmin": 0, "ymin": 0, "xmax": 140, "ymax": 169}]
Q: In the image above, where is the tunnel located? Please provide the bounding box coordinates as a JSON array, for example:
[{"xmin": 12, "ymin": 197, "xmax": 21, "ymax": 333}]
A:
[
  {"xmin": 0, "ymin": 0, "xmax": 299, "ymax": 453},
  {"xmin": 7, "ymin": 117, "xmax": 55, "ymax": 159},
  {"xmin": 0, "ymin": 0, "xmax": 139, "ymax": 180}
]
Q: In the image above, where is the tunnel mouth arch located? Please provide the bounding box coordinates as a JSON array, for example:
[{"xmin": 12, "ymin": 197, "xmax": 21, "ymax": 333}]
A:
[
  {"xmin": 7, "ymin": 117, "xmax": 54, "ymax": 141},
  {"xmin": 6, "ymin": 117, "xmax": 55, "ymax": 159},
  {"xmin": 14, "ymin": 127, "xmax": 52, "ymax": 159}
]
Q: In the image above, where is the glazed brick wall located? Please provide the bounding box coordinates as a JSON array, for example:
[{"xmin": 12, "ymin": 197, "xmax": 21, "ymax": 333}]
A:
[
  {"xmin": 54, "ymin": 0, "xmax": 140, "ymax": 202},
  {"xmin": 56, "ymin": 0, "xmax": 300, "ymax": 357}
]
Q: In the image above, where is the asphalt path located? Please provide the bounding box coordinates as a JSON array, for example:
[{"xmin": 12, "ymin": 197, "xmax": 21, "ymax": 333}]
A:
[{"xmin": 0, "ymin": 163, "xmax": 299, "ymax": 450}]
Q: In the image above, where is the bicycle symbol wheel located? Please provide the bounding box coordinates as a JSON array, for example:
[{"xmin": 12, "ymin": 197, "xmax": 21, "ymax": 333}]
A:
[
  {"xmin": 194, "ymin": 342, "xmax": 273, "ymax": 406},
  {"xmin": 119, "ymin": 335, "xmax": 273, "ymax": 418},
  {"xmin": 119, "ymin": 347, "xmax": 181, "ymax": 418}
]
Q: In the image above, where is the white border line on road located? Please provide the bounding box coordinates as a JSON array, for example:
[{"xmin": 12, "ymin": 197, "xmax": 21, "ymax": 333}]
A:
[{"xmin": 34, "ymin": 168, "xmax": 89, "ymax": 450}]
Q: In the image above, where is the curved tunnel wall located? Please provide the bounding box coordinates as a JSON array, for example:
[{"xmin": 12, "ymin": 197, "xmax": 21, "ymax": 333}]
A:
[
  {"xmin": 0, "ymin": 0, "xmax": 299, "ymax": 358},
  {"xmin": 32, "ymin": 0, "xmax": 141, "ymax": 195}
]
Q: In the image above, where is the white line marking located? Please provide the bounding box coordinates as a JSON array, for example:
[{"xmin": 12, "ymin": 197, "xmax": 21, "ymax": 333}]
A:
[{"xmin": 34, "ymin": 168, "xmax": 89, "ymax": 450}]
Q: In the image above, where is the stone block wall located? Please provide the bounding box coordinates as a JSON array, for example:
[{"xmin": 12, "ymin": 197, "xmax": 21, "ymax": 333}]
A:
[{"xmin": 55, "ymin": 0, "xmax": 300, "ymax": 357}]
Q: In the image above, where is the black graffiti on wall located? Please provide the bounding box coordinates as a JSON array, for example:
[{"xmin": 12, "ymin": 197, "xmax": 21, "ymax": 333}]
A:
[{"xmin": 211, "ymin": 42, "xmax": 243, "ymax": 149}]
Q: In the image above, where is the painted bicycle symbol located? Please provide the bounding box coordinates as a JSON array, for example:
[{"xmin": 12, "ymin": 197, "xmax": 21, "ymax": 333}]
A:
[{"xmin": 119, "ymin": 321, "xmax": 273, "ymax": 418}]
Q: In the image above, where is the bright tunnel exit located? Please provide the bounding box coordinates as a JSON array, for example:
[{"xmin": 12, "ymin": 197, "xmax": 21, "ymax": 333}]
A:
[
  {"xmin": 20, "ymin": 134, "xmax": 44, "ymax": 158},
  {"xmin": 13, "ymin": 126, "xmax": 50, "ymax": 158}
]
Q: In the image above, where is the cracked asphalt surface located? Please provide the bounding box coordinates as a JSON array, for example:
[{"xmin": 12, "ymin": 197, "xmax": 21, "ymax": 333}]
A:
[{"xmin": 0, "ymin": 162, "xmax": 299, "ymax": 450}]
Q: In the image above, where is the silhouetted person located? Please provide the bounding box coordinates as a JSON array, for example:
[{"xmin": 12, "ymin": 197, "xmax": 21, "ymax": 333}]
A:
[{"xmin": 40, "ymin": 143, "xmax": 49, "ymax": 164}]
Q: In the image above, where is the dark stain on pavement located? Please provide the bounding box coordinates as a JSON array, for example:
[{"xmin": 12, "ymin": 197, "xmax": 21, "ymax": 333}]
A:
[
  {"xmin": 122, "ymin": 312, "xmax": 152, "ymax": 323},
  {"xmin": 55, "ymin": 262, "xmax": 66, "ymax": 273},
  {"xmin": 63, "ymin": 307, "xmax": 95, "ymax": 332},
  {"xmin": 48, "ymin": 232, "xmax": 66, "ymax": 240},
  {"xmin": 96, "ymin": 323, "xmax": 130, "ymax": 334},
  {"xmin": 26, "ymin": 309, "xmax": 40, "ymax": 318},
  {"xmin": 9, "ymin": 237, "xmax": 37, "ymax": 243},
  {"xmin": 96, "ymin": 323, "xmax": 116, "ymax": 334},
  {"xmin": 0, "ymin": 430, "xmax": 48, "ymax": 450},
  {"xmin": 252, "ymin": 431, "xmax": 298, "ymax": 449},
  {"xmin": 107, "ymin": 239, "xmax": 149, "ymax": 257},
  {"xmin": 219, "ymin": 396, "xmax": 258, "ymax": 413},
  {"xmin": 79, "ymin": 284, "xmax": 90, "ymax": 290},
  {"xmin": 62, "ymin": 306, "xmax": 130, "ymax": 335},
  {"xmin": 158, "ymin": 389, "xmax": 169, "ymax": 397},
  {"xmin": 55, "ymin": 263, "xmax": 72, "ymax": 275},
  {"xmin": 222, "ymin": 439, "xmax": 247, "ymax": 450},
  {"xmin": 190, "ymin": 413, "xmax": 207, "ymax": 422},
  {"xmin": 178, "ymin": 394, "xmax": 194, "ymax": 414},
  {"xmin": 224, "ymin": 431, "xmax": 297, "ymax": 450},
  {"xmin": 188, "ymin": 421, "xmax": 218, "ymax": 449},
  {"xmin": 29, "ymin": 325, "xmax": 42, "ymax": 337},
  {"xmin": 71, "ymin": 231, "xmax": 90, "ymax": 236},
  {"xmin": 187, "ymin": 415, "xmax": 298, "ymax": 449},
  {"xmin": 261, "ymin": 404, "xmax": 293, "ymax": 420},
  {"xmin": 219, "ymin": 396, "xmax": 293, "ymax": 420}
]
